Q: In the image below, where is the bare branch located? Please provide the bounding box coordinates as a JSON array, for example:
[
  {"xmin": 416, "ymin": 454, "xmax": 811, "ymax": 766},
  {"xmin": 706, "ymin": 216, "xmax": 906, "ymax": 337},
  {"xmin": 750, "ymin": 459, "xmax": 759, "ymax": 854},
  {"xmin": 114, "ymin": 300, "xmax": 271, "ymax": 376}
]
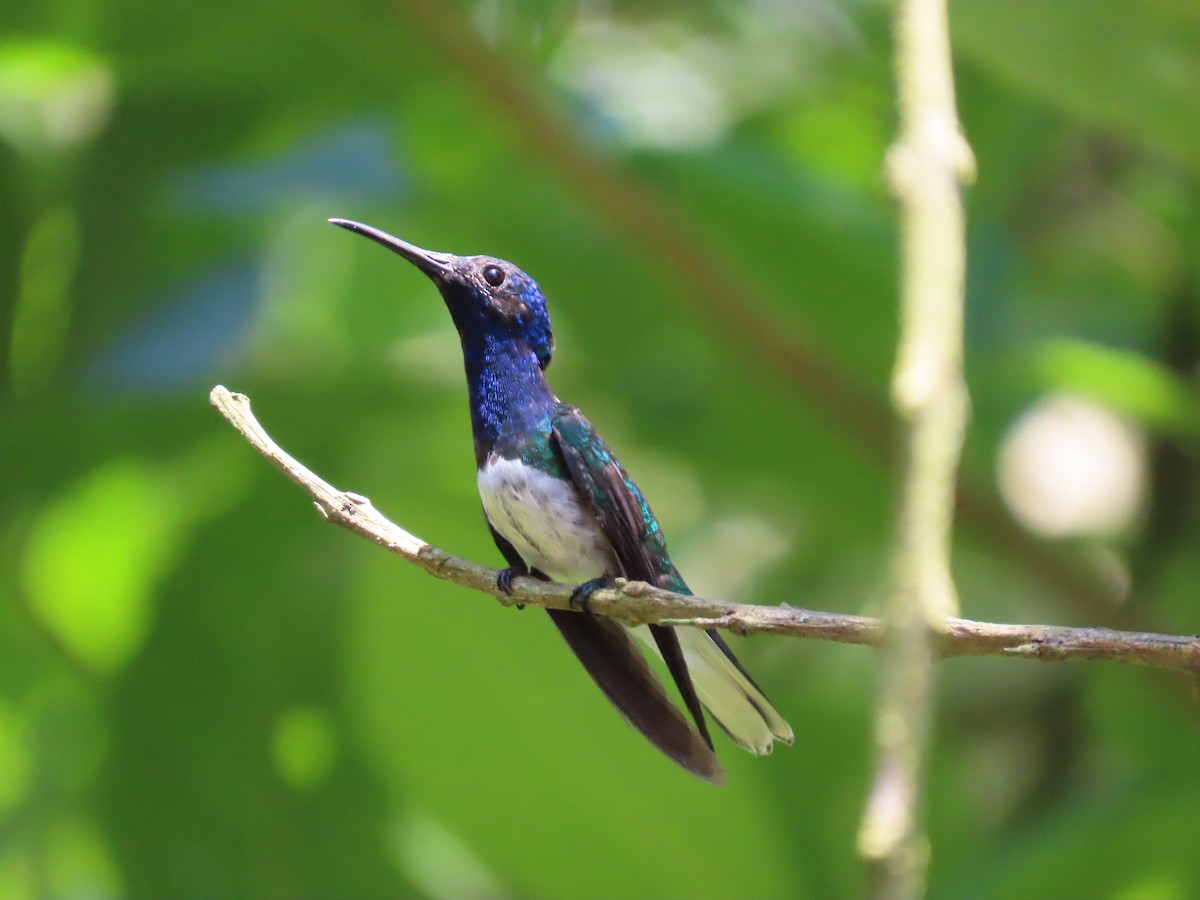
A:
[{"xmin": 209, "ymin": 386, "xmax": 1200, "ymax": 675}]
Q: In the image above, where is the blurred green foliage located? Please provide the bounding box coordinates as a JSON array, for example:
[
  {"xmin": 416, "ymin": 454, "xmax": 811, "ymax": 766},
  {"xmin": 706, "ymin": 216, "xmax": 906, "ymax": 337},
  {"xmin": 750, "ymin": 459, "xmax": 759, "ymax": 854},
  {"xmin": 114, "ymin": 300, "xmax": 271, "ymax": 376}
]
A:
[{"xmin": 1, "ymin": 0, "xmax": 1198, "ymax": 898}]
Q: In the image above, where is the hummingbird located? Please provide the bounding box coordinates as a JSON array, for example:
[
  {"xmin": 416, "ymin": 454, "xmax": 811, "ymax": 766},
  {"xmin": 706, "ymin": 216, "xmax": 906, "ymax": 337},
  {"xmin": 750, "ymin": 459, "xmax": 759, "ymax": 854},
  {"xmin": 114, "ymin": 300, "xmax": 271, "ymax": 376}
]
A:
[{"xmin": 330, "ymin": 218, "xmax": 793, "ymax": 783}]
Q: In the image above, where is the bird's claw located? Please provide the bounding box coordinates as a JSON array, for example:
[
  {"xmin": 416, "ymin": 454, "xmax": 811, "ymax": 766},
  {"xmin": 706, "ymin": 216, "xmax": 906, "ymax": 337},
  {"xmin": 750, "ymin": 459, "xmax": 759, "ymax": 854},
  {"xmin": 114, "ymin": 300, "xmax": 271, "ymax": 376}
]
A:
[
  {"xmin": 497, "ymin": 567, "xmax": 517, "ymax": 594},
  {"xmin": 569, "ymin": 575, "xmax": 613, "ymax": 614},
  {"xmin": 496, "ymin": 567, "xmax": 525, "ymax": 610}
]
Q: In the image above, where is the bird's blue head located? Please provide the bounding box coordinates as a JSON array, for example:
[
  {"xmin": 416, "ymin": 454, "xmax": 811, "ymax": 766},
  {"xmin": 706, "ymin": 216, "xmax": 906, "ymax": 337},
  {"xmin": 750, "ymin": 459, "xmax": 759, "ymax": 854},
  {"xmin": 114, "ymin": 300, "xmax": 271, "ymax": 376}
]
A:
[{"xmin": 329, "ymin": 218, "xmax": 555, "ymax": 369}]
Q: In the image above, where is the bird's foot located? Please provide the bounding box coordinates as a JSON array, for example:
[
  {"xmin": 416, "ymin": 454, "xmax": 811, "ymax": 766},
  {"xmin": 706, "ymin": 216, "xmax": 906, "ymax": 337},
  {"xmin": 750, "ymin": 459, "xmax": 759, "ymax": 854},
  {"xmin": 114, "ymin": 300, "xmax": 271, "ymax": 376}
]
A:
[
  {"xmin": 496, "ymin": 567, "xmax": 525, "ymax": 610},
  {"xmin": 569, "ymin": 575, "xmax": 614, "ymax": 614}
]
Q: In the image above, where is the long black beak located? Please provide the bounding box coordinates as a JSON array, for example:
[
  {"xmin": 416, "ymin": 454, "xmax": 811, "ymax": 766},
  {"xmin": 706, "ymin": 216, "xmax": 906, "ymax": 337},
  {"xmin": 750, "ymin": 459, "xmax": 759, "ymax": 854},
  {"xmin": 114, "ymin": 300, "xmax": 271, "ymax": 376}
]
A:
[{"xmin": 328, "ymin": 218, "xmax": 453, "ymax": 279}]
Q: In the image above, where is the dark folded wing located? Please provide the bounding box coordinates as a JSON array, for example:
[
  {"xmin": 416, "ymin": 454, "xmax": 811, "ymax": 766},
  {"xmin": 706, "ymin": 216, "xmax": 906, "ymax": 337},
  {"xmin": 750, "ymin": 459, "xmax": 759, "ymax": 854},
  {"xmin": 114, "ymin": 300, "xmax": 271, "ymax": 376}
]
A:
[{"xmin": 550, "ymin": 404, "xmax": 715, "ymax": 752}]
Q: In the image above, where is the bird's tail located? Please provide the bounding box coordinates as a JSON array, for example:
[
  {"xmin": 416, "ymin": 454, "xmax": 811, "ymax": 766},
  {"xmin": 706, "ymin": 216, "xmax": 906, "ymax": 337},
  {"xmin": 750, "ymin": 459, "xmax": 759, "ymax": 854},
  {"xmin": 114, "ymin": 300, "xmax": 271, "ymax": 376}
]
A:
[
  {"xmin": 639, "ymin": 625, "xmax": 793, "ymax": 755},
  {"xmin": 548, "ymin": 609, "xmax": 727, "ymax": 783}
]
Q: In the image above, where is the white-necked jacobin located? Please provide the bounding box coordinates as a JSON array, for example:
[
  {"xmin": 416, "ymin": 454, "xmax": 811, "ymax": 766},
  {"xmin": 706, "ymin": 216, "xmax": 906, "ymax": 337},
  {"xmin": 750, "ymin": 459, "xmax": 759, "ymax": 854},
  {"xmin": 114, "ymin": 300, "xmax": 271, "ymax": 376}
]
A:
[{"xmin": 330, "ymin": 218, "xmax": 793, "ymax": 783}]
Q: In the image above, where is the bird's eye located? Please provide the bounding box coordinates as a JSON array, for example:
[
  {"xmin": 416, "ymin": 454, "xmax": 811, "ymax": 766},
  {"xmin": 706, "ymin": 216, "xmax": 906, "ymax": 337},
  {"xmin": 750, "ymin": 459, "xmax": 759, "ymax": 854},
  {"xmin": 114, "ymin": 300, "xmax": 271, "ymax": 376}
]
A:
[{"xmin": 482, "ymin": 265, "xmax": 506, "ymax": 287}]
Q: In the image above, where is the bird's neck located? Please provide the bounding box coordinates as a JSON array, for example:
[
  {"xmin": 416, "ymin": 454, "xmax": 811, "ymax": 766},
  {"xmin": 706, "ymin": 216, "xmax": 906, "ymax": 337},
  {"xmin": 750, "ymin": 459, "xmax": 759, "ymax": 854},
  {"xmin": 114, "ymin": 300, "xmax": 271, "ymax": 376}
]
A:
[{"xmin": 462, "ymin": 331, "xmax": 556, "ymax": 465}]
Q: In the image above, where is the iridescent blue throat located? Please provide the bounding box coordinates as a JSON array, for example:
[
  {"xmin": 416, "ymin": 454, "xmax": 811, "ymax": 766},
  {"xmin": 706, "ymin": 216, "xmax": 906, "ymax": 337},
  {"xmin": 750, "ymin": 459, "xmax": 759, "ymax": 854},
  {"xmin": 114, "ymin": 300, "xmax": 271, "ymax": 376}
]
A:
[{"xmin": 461, "ymin": 330, "xmax": 557, "ymax": 466}]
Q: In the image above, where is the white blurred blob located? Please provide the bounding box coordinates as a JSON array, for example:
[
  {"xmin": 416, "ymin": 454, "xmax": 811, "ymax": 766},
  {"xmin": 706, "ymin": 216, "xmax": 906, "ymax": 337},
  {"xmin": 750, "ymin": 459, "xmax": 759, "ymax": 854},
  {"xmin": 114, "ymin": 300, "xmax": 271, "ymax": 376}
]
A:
[
  {"xmin": 392, "ymin": 810, "xmax": 508, "ymax": 900},
  {"xmin": 550, "ymin": 1, "xmax": 858, "ymax": 149},
  {"xmin": 551, "ymin": 20, "xmax": 728, "ymax": 148},
  {"xmin": 998, "ymin": 394, "xmax": 1146, "ymax": 538}
]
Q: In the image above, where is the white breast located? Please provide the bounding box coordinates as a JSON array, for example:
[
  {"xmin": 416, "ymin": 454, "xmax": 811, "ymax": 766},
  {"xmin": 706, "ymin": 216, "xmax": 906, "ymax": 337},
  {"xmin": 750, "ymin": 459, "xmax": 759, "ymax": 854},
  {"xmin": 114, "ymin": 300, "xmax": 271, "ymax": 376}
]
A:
[{"xmin": 478, "ymin": 456, "xmax": 613, "ymax": 583}]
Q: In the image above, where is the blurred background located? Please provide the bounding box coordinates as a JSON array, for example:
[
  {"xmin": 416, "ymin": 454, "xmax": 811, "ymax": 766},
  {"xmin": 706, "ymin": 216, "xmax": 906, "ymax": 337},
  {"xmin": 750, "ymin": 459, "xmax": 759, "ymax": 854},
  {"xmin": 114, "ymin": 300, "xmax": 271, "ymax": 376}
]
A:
[{"xmin": 2, "ymin": 0, "xmax": 1199, "ymax": 897}]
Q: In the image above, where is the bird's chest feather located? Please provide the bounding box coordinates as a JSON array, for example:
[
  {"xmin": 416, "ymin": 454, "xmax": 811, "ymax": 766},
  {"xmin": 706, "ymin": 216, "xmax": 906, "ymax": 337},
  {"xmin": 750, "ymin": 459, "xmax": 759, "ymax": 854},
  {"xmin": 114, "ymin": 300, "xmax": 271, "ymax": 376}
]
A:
[{"xmin": 477, "ymin": 455, "xmax": 612, "ymax": 582}]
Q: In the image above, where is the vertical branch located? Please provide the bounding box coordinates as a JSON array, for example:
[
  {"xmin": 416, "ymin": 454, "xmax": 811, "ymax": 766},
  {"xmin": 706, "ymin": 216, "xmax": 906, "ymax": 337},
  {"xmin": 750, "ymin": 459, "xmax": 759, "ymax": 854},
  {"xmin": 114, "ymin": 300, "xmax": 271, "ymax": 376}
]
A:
[{"xmin": 857, "ymin": 0, "xmax": 975, "ymax": 897}]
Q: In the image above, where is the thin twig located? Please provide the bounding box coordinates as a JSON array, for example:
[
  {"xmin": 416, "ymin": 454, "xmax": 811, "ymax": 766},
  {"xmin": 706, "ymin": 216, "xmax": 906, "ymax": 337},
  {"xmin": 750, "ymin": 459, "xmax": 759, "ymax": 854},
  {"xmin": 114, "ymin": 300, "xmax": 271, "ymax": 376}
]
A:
[
  {"xmin": 209, "ymin": 386, "xmax": 1200, "ymax": 674},
  {"xmin": 857, "ymin": 0, "xmax": 976, "ymax": 896}
]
